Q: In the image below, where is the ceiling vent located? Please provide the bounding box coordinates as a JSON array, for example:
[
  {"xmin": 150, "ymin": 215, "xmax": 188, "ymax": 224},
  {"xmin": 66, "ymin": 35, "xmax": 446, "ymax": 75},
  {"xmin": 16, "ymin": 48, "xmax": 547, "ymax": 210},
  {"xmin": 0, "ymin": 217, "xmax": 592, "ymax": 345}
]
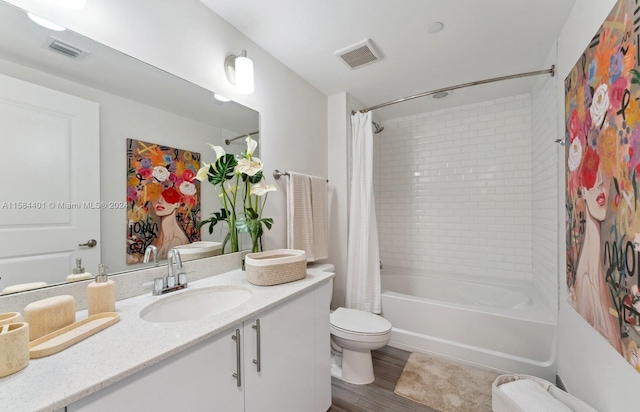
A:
[
  {"xmin": 335, "ymin": 39, "xmax": 382, "ymax": 70},
  {"xmin": 43, "ymin": 37, "xmax": 88, "ymax": 59}
]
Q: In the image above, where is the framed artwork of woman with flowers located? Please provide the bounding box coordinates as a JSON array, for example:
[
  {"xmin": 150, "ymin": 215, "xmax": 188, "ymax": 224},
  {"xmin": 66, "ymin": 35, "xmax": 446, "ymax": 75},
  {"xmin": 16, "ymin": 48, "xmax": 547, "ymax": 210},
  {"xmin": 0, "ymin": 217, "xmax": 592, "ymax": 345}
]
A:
[
  {"xmin": 565, "ymin": 0, "xmax": 640, "ymax": 371},
  {"xmin": 126, "ymin": 138, "xmax": 201, "ymax": 263}
]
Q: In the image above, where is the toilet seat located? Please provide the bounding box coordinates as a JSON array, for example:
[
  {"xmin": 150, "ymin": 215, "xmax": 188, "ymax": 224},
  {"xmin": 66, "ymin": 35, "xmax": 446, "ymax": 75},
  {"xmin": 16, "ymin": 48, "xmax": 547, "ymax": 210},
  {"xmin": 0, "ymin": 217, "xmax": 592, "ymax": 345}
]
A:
[{"xmin": 330, "ymin": 307, "xmax": 391, "ymax": 336}]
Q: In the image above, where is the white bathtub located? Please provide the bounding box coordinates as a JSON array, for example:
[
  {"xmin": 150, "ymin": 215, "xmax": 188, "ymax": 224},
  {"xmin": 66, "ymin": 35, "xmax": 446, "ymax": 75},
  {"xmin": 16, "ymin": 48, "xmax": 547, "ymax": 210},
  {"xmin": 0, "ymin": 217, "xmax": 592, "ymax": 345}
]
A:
[{"xmin": 381, "ymin": 268, "xmax": 557, "ymax": 381}]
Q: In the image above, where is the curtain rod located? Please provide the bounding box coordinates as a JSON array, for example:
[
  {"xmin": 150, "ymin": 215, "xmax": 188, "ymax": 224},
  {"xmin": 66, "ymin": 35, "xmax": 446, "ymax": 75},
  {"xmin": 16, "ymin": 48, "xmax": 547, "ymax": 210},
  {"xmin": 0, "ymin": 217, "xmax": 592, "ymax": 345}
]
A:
[
  {"xmin": 224, "ymin": 130, "xmax": 260, "ymax": 145},
  {"xmin": 352, "ymin": 65, "xmax": 555, "ymax": 115}
]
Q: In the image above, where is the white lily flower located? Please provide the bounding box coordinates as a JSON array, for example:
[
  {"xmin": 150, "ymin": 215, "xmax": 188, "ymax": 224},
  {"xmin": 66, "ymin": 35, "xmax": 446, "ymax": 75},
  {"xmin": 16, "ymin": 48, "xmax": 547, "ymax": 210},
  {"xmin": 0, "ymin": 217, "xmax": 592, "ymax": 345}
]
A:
[
  {"xmin": 251, "ymin": 181, "xmax": 277, "ymax": 196},
  {"xmin": 246, "ymin": 135, "xmax": 258, "ymax": 156},
  {"xmin": 237, "ymin": 157, "xmax": 263, "ymax": 176},
  {"xmin": 195, "ymin": 163, "xmax": 210, "ymax": 182},
  {"xmin": 207, "ymin": 143, "xmax": 226, "ymax": 160}
]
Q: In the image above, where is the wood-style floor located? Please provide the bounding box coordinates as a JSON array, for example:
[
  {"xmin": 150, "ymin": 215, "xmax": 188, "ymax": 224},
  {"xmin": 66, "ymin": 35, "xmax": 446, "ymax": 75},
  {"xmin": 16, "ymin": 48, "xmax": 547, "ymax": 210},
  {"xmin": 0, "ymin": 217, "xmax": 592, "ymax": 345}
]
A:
[{"xmin": 328, "ymin": 346, "xmax": 438, "ymax": 412}]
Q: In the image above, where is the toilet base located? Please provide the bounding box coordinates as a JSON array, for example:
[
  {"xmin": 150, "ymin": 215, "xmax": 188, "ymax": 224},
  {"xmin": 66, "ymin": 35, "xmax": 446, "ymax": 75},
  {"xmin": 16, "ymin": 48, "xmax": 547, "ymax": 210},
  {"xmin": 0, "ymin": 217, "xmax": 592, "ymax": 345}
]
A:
[{"xmin": 331, "ymin": 347, "xmax": 375, "ymax": 385}]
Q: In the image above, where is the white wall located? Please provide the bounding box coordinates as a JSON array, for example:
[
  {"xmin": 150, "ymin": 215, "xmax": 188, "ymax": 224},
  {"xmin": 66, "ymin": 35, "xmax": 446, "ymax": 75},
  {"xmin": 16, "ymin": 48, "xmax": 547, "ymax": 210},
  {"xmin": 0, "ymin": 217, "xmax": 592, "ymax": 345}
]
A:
[
  {"xmin": 327, "ymin": 93, "xmax": 348, "ymax": 309},
  {"xmin": 4, "ymin": 0, "xmax": 328, "ymax": 253},
  {"xmin": 556, "ymin": 0, "xmax": 640, "ymax": 410},
  {"xmin": 376, "ymin": 95, "xmax": 534, "ymax": 282},
  {"xmin": 327, "ymin": 92, "xmax": 365, "ymax": 309}
]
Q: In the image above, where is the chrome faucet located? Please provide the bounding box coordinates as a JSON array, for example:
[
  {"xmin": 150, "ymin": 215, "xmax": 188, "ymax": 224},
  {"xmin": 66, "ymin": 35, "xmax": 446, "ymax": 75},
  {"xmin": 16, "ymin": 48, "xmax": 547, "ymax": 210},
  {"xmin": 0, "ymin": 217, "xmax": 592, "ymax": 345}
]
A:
[
  {"xmin": 151, "ymin": 248, "xmax": 188, "ymax": 296},
  {"xmin": 143, "ymin": 245, "xmax": 159, "ymax": 266},
  {"xmin": 166, "ymin": 248, "xmax": 183, "ymax": 287}
]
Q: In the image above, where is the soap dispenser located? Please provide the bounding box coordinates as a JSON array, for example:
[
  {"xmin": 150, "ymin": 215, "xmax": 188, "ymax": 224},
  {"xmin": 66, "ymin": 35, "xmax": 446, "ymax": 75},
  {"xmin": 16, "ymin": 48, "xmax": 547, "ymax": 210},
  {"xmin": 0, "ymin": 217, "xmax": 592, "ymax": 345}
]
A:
[
  {"xmin": 87, "ymin": 264, "xmax": 115, "ymax": 316},
  {"xmin": 66, "ymin": 258, "xmax": 92, "ymax": 282}
]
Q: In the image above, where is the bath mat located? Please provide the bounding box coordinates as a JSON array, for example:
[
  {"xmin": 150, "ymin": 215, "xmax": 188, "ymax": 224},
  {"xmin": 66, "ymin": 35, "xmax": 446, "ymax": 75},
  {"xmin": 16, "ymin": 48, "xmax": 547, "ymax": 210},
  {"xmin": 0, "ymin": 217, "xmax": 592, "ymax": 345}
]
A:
[{"xmin": 393, "ymin": 352, "xmax": 499, "ymax": 412}]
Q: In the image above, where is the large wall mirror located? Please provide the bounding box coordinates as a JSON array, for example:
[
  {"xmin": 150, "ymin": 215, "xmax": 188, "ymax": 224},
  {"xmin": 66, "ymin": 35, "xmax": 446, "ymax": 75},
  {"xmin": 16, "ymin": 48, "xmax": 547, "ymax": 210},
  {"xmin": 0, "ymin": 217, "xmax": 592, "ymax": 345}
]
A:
[{"xmin": 0, "ymin": 0, "xmax": 259, "ymax": 294}]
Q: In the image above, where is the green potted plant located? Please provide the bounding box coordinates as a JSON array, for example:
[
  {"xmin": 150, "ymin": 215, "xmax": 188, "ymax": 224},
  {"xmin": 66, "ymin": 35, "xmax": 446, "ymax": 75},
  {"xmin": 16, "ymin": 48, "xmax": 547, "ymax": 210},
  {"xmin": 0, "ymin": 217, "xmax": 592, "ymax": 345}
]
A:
[{"xmin": 196, "ymin": 135, "xmax": 276, "ymax": 253}]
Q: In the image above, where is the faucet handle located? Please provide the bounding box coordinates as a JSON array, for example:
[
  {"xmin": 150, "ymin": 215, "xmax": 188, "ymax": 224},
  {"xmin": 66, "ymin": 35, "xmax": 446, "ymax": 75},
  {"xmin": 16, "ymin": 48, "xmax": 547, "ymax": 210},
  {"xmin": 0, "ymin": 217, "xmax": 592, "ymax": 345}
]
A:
[
  {"xmin": 178, "ymin": 272, "xmax": 188, "ymax": 286},
  {"xmin": 153, "ymin": 277, "xmax": 164, "ymax": 295},
  {"xmin": 167, "ymin": 248, "xmax": 182, "ymax": 276},
  {"xmin": 172, "ymin": 248, "xmax": 182, "ymax": 269}
]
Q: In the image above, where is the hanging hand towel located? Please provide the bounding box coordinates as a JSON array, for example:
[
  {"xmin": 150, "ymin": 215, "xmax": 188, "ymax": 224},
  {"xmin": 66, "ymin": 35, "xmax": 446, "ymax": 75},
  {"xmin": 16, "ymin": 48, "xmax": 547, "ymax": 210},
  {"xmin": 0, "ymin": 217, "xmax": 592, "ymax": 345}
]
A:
[
  {"xmin": 286, "ymin": 172, "xmax": 315, "ymax": 260},
  {"xmin": 309, "ymin": 175, "xmax": 328, "ymax": 260}
]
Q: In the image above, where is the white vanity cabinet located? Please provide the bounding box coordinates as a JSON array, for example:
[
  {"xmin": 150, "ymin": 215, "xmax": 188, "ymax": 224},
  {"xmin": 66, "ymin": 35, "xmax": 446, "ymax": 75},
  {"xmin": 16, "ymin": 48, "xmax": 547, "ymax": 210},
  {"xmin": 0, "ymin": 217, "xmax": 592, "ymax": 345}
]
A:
[
  {"xmin": 244, "ymin": 280, "xmax": 331, "ymax": 412},
  {"xmin": 67, "ymin": 280, "xmax": 331, "ymax": 412},
  {"xmin": 67, "ymin": 322, "xmax": 245, "ymax": 412}
]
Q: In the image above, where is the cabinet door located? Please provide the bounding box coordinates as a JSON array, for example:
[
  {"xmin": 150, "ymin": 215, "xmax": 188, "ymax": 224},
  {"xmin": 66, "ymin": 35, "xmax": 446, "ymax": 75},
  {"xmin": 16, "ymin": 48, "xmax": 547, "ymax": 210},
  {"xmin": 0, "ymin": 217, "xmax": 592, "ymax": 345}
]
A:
[
  {"xmin": 68, "ymin": 324, "xmax": 244, "ymax": 412},
  {"xmin": 314, "ymin": 281, "xmax": 332, "ymax": 412},
  {"xmin": 244, "ymin": 288, "xmax": 317, "ymax": 412}
]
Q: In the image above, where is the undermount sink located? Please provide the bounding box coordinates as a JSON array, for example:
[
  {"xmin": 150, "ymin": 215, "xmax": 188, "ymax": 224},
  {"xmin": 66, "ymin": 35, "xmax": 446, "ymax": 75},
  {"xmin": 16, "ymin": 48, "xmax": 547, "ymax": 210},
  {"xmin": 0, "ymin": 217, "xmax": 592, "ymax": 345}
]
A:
[{"xmin": 140, "ymin": 286, "xmax": 252, "ymax": 323}]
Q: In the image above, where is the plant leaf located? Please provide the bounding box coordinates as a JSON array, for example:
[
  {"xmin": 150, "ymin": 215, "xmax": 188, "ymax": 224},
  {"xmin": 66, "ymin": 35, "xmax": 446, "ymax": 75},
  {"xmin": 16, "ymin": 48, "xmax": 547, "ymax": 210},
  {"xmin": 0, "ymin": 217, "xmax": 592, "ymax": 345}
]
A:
[
  {"xmin": 243, "ymin": 170, "xmax": 263, "ymax": 184},
  {"xmin": 261, "ymin": 218, "xmax": 274, "ymax": 230},
  {"xmin": 196, "ymin": 208, "xmax": 229, "ymax": 230},
  {"xmin": 207, "ymin": 153, "xmax": 237, "ymax": 185},
  {"xmin": 235, "ymin": 217, "xmax": 249, "ymax": 233}
]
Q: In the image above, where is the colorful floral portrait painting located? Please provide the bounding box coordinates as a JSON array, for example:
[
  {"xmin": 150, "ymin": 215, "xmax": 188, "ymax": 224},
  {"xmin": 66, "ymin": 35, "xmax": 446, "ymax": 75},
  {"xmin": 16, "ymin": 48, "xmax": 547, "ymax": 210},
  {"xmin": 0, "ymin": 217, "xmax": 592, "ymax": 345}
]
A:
[
  {"xmin": 126, "ymin": 138, "xmax": 201, "ymax": 263},
  {"xmin": 565, "ymin": 0, "xmax": 640, "ymax": 371}
]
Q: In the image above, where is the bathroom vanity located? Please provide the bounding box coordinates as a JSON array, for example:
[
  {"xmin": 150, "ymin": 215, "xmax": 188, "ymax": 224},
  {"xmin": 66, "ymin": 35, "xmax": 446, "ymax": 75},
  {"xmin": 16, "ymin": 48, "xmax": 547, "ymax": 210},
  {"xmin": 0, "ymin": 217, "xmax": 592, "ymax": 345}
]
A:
[{"xmin": 0, "ymin": 267, "xmax": 333, "ymax": 412}]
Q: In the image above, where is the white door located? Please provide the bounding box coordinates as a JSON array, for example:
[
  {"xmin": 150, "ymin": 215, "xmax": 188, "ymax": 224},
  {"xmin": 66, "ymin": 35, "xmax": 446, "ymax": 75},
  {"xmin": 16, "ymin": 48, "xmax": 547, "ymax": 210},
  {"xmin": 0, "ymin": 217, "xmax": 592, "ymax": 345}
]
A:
[{"xmin": 0, "ymin": 72, "xmax": 100, "ymax": 291}]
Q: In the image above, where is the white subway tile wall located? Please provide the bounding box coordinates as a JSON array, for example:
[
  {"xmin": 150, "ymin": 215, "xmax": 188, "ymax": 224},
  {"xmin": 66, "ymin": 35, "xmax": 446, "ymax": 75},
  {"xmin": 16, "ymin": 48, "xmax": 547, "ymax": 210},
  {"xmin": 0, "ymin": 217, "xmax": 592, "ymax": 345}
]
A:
[{"xmin": 375, "ymin": 94, "xmax": 536, "ymax": 281}]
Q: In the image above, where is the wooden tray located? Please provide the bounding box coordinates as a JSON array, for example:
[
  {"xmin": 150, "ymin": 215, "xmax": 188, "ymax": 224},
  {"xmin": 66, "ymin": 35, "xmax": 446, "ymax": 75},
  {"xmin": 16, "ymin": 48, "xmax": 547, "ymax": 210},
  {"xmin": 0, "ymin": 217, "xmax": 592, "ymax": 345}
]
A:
[{"xmin": 29, "ymin": 312, "xmax": 120, "ymax": 359}]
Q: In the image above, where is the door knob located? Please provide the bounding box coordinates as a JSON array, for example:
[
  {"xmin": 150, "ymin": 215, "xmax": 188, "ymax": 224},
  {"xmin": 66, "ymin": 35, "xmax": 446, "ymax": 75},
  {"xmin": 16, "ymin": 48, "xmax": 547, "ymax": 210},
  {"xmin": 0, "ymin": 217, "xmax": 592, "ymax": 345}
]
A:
[{"xmin": 79, "ymin": 239, "xmax": 97, "ymax": 248}]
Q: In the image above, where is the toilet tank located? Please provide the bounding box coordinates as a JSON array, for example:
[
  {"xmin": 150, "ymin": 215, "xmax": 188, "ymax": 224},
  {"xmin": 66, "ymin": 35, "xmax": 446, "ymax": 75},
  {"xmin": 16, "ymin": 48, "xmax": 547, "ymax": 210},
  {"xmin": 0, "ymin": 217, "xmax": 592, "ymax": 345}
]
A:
[{"xmin": 308, "ymin": 262, "xmax": 334, "ymax": 306}]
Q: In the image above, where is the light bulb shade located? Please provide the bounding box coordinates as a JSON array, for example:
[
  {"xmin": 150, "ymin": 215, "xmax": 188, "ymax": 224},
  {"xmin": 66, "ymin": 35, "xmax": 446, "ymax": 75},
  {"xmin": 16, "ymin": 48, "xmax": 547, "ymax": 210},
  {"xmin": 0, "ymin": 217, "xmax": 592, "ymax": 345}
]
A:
[
  {"xmin": 235, "ymin": 55, "xmax": 254, "ymax": 94},
  {"xmin": 27, "ymin": 13, "xmax": 66, "ymax": 31},
  {"xmin": 214, "ymin": 93, "xmax": 231, "ymax": 102}
]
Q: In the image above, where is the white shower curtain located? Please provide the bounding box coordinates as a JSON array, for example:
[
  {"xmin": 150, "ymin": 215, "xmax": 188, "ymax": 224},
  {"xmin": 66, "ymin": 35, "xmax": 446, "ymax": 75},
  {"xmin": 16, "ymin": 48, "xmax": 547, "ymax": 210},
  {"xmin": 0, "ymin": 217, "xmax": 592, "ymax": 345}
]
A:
[{"xmin": 346, "ymin": 111, "xmax": 381, "ymax": 314}]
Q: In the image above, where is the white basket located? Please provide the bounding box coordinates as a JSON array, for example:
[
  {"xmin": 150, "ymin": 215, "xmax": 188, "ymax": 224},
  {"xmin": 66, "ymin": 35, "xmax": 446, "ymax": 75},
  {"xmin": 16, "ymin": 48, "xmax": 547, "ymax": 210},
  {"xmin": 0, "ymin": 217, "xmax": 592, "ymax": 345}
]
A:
[
  {"xmin": 492, "ymin": 374, "xmax": 598, "ymax": 412},
  {"xmin": 245, "ymin": 249, "xmax": 307, "ymax": 286}
]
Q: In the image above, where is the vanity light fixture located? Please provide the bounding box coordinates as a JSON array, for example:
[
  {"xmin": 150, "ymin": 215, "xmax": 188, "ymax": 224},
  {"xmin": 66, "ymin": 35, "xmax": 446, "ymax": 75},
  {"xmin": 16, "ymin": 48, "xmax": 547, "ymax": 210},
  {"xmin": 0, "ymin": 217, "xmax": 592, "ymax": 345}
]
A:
[
  {"xmin": 225, "ymin": 50, "xmax": 254, "ymax": 94},
  {"xmin": 27, "ymin": 13, "xmax": 66, "ymax": 31},
  {"xmin": 214, "ymin": 93, "xmax": 231, "ymax": 102}
]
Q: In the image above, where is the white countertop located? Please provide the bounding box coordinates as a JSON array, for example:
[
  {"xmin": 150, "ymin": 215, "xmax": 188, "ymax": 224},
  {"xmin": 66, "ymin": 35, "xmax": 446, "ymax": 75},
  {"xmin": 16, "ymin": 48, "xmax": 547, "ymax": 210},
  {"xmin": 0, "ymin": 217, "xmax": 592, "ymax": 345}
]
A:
[{"xmin": 0, "ymin": 268, "xmax": 334, "ymax": 412}]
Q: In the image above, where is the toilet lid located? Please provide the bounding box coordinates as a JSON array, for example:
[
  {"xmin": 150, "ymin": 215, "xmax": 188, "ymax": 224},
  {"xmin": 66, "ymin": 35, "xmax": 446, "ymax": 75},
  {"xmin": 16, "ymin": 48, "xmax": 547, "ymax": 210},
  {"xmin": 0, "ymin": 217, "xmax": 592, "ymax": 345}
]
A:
[{"xmin": 330, "ymin": 307, "xmax": 391, "ymax": 335}]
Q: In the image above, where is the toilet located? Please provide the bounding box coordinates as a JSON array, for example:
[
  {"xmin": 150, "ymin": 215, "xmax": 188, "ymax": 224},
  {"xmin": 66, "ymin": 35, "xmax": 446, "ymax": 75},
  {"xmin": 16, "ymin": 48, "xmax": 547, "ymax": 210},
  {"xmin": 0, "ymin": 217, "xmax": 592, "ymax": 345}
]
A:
[{"xmin": 308, "ymin": 263, "xmax": 392, "ymax": 385}]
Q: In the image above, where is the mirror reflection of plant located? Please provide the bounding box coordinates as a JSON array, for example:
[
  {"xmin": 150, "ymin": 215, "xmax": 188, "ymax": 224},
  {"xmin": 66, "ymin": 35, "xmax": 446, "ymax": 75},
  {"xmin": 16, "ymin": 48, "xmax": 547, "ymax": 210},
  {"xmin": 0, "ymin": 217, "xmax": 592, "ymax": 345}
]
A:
[{"xmin": 196, "ymin": 136, "xmax": 276, "ymax": 253}]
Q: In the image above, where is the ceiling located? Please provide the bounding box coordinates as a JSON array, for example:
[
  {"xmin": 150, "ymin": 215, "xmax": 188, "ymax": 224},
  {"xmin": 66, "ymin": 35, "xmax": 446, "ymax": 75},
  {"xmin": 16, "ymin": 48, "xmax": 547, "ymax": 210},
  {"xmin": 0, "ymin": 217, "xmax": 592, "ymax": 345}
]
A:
[
  {"xmin": 200, "ymin": 0, "xmax": 577, "ymax": 122},
  {"xmin": 0, "ymin": 0, "xmax": 258, "ymax": 134}
]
